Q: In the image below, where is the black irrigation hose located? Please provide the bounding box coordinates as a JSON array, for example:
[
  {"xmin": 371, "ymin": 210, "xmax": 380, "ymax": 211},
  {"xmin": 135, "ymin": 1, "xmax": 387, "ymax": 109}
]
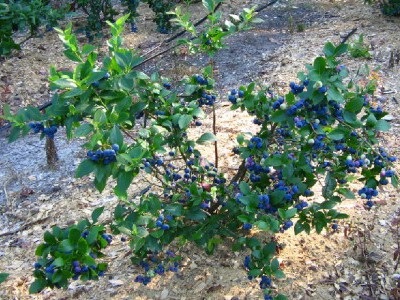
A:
[{"xmin": 340, "ymin": 27, "xmax": 357, "ymax": 44}]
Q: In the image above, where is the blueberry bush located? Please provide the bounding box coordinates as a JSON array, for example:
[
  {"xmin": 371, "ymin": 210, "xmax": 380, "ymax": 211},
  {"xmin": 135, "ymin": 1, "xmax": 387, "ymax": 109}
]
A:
[
  {"xmin": 0, "ymin": 0, "xmax": 64, "ymax": 56},
  {"xmin": 2, "ymin": 1, "xmax": 399, "ymax": 298}
]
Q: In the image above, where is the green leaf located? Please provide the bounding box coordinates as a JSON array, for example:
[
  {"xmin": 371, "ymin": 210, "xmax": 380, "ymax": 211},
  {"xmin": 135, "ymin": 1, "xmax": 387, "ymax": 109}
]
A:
[
  {"xmin": 327, "ymin": 87, "xmax": 344, "ymax": 103},
  {"xmin": 334, "ymin": 43, "xmax": 348, "ymax": 57},
  {"xmin": 255, "ymin": 221, "xmax": 269, "ymax": 231},
  {"xmin": 52, "ymin": 257, "xmax": 64, "ymax": 267},
  {"xmin": 327, "ymin": 129, "xmax": 344, "ymax": 141},
  {"xmin": 29, "ymin": 279, "xmax": 47, "ymax": 294},
  {"xmin": 118, "ymin": 74, "xmax": 135, "ymax": 91},
  {"xmin": 313, "ymin": 57, "xmax": 326, "ymax": 74},
  {"xmin": 0, "ymin": 273, "xmax": 9, "ymax": 284},
  {"xmin": 270, "ymin": 110, "xmax": 287, "ymax": 123},
  {"xmin": 337, "ymin": 188, "xmax": 355, "ymax": 199},
  {"xmin": 375, "ymin": 119, "xmax": 390, "ymax": 132},
  {"xmin": 274, "ymin": 294, "xmax": 288, "ymax": 300},
  {"xmin": 115, "ymin": 52, "xmax": 143, "ymax": 69},
  {"xmin": 237, "ymin": 215, "xmax": 250, "ymax": 224},
  {"xmin": 239, "ymin": 181, "xmax": 251, "ymax": 195},
  {"xmin": 150, "ymin": 230, "xmax": 164, "ymax": 238},
  {"xmin": 392, "ymin": 175, "xmax": 399, "ymax": 188},
  {"xmin": 285, "ymin": 208, "xmax": 297, "ymax": 219},
  {"xmin": 323, "ymin": 42, "xmax": 336, "ymax": 57},
  {"xmin": 75, "ymin": 123, "xmax": 93, "ymax": 137},
  {"xmin": 8, "ymin": 126, "xmax": 22, "ymax": 142},
  {"xmin": 82, "ymin": 44, "xmax": 96, "ymax": 55},
  {"xmin": 202, "ymin": 0, "xmax": 216, "ymax": 12},
  {"xmin": 44, "ymin": 231, "xmax": 57, "ymax": 245},
  {"xmin": 76, "ymin": 159, "xmax": 96, "ymax": 178},
  {"xmin": 58, "ymin": 240, "xmax": 74, "ymax": 253},
  {"xmin": 53, "ymin": 78, "xmax": 77, "ymax": 89},
  {"xmin": 85, "ymin": 71, "xmax": 106, "ymax": 85},
  {"xmin": 322, "ymin": 171, "xmax": 337, "ymax": 199},
  {"xmin": 94, "ymin": 109, "xmax": 107, "ymax": 124},
  {"xmin": 68, "ymin": 228, "xmax": 81, "ymax": 245},
  {"xmin": 87, "ymin": 226, "xmax": 102, "ymax": 245},
  {"xmin": 63, "ymin": 49, "xmax": 82, "ymax": 62},
  {"xmin": 294, "ymin": 221, "xmax": 305, "ymax": 235},
  {"xmin": 270, "ymin": 258, "xmax": 280, "ymax": 272},
  {"xmin": 196, "ymin": 132, "xmax": 217, "ymax": 144},
  {"xmin": 366, "ymin": 113, "xmax": 377, "ymax": 127},
  {"xmin": 178, "ymin": 114, "xmax": 193, "ymax": 129},
  {"xmin": 77, "ymin": 238, "xmax": 89, "ymax": 255},
  {"xmin": 110, "ymin": 125, "xmax": 124, "ymax": 145},
  {"xmin": 114, "ymin": 171, "xmax": 135, "ymax": 199},
  {"xmin": 343, "ymin": 111, "xmax": 357, "ymax": 124},
  {"xmin": 91, "ymin": 207, "xmax": 104, "ymax": 223},
  {"xmin": 345, "ymin": 96, "xmax": 364, "ymax": 113}
]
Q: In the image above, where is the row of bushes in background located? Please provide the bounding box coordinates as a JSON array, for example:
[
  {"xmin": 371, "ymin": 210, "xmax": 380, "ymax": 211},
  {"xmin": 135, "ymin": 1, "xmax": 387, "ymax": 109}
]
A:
[
  {"xmin": 1, "ymin": 0, "xmax": 400, "ymax": 57},
  {"xmin": 0, "ymin": 0, "xmax": 190, "ymax": 56}
]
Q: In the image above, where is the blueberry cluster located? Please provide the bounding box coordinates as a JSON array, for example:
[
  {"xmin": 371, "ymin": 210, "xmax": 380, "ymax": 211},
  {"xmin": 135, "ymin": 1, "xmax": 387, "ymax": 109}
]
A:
[
  {"xmin": 198, "ymin": 92, "xmax": 216, "ymax": 106},
  {"xmin": 331, "ymin": 222, "xmax": 339, "ymax": 231},
  {"xmin": 194, "ymin": 75, "xmax": 208, "ymax": 85},
  {"xmin": 281, "ymin": 220, "xmax": 293, "ymax": 231},
  {"xmin": 242, "ymin": 223, "xmax": 252, "ymax": 230},
  {"xmin": 43, "ymin": 125, "xmax": 58, "ymax": 139},
  {"xmin": 228, "ymin": 89, "xmax": 244, "ymax": 104},
  {"xmin": 29, "ymin": 122, "xmax": 44, "ymax": 133},
  {"xmin": 370, "ymin": 106, "xmax": 383, "ymax": 114},
  {"xmin": 293, "ymin": 116, "xmax": 307, "ymax": 128},
  {"xmin": 29, "ymin": 122, "xmax": 58, "ymax": 139},
  {"xmin": 134, "ymin": 274, "xmax": 152, "ymax": 285},
  {"xmin": 134, "ymin": 251, "xmax": 180, "ymax": 286},
  {"xmin": 163, "ymin": 82, "xmax": 172, "ymax": 90},
  {"xmin": 344, "ymin": 154, "xmax": 369, "ymax": 173},
  {"xmin": 130, "ymin": 22, "xmax": 138, "ymax": 33},
  {"xmin": 87, "ymin": 144, "xmax": 119, "ymax": 164},
  {"xmin": 380, "ymin": 169, "xmax": 395, "ymax": 185},
  {"xmin": 294, "ymin": 201, "xmax": 308, "ymax": 211},
  {"xmin": 272, "ymin": 97, "xmax": 284, "ymax": 110},
  {"xmin": 286, "ymin": 99, "xmax": 305, "ymax": 115},
  {"xmin": 101, "ymin": 233, "xmax": 112, "ymax": 244},
  {"xmin": 358, "ymin": 186, "xmax": 378, "ymax": 208},
  {"xmin": 318, "ymin": 86, "xmax": 328, "ymax": 93},
  {"xmin": 259, "ymin": 275, "xmax": 272, "ymax": 289},
  {"xmin": 155, "ymin": 214, "xmax": 171, "ymax": 230},
  {"xmin": 243, "ymin": 255, "xmax": 251, "ymax": 270},
  {"xmin": 71, "ymin": 261, "xmax": 90, "ymax": 280},
  {"xmin": 142, "ymin": 156, "xmax": 164, "ymax": 169},
  {"xmin": 289, "ymin": 82, "xmax": 304, "ymax": 95},
  {"xmin": 248, "ymin": 136, "xmax": 263, "ymax": 149}
]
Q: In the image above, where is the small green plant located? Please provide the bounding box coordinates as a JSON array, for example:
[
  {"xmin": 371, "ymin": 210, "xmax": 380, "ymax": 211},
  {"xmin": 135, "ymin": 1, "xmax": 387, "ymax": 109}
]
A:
[
  {"xmin": 29, "ymin": 207, "xmax": 110, "ymax": 293},
  {"xmin": 348, "ymin": 34, "xmax": 371, "ymax": 59}
]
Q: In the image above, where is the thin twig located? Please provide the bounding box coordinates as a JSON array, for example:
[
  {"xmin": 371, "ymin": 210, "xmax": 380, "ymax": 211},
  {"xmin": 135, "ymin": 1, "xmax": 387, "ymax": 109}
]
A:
[{"xmin": 213, "ymin": 104, "xmax": 218, "ymax": 168}]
